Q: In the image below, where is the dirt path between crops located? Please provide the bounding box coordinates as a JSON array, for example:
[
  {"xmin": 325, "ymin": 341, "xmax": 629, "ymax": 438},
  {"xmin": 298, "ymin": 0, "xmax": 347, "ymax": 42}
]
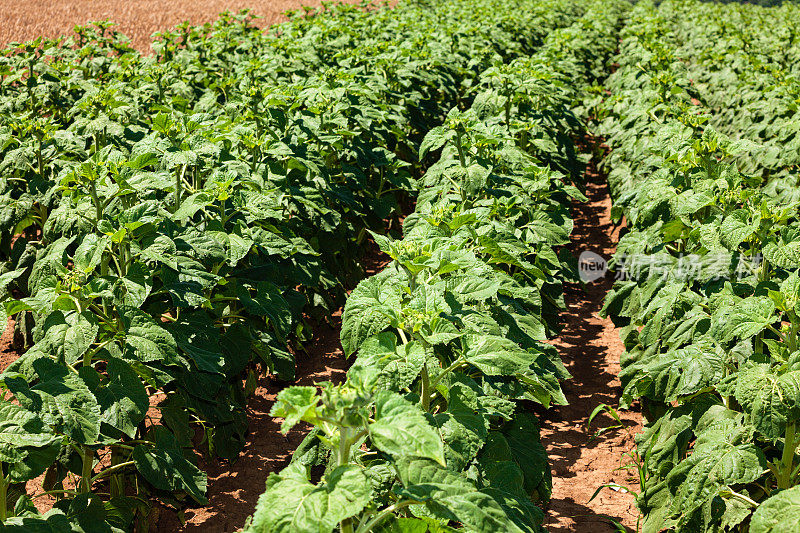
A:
[
  {"xmin": 155, "ymin": 241, "xmax": 390, "ymax": 532},
  {"xmin": 539, "ymin": 151, "xmax": 644, "ymax": 532}
]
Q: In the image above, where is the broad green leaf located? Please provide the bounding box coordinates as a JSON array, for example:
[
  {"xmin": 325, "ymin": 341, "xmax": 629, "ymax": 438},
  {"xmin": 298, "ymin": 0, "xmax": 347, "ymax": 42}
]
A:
[
  {"xmin": 6, "ymin": 358, "xmax": 101, "ymax": 445},
  {"xmin": 270, "ymin": 386, "xmax": 320, "ymax": 433},
  {"xmin": 246, "ymin": 462, "xmax": 371, "ymax": 533},
  {"xmin": 132, "ymin": 427, "xmax": 207, "ymax": 504},
  {"xmin": 720, "ymin": 210, "xmax": 756, "ymax": 251},
  {"xmin": 349, "ymin": 333, "xmax": 425, "ymax": 391},
  {"xmin": 432, "ymin": 383, "xmax": 487, "ymax": 471},
  {"xmin": 727, "ymin": 365, "xmax": 800, "ymax": 440},
  {"xmin": 38, "ymin": 311, "xmax": 98, "ymax": 365},
  {"xmin": 90, "ymin": 358, "xmax": 149, "ymax": 438},
  {"xmin": 341, "ymin": 270, "xmax": 401, "ymax": 356},
  {"xmin": 394, "ymin": 458, "xmax": 527, "ymax": 533},
  {"xmin": 668, "ymin": 440, "xmax": 767, "ymax": 519},
  {"xmin": 0, "ymin": 402, "xmax": 59, "ymax": 466},
  {"xmin": 463, "ymin": 334, "xmax": 535, "ymax": 376},
  {"xmin": 750, "ymin": 486, "xmax": 800, "ymax": 533},
  {"xmin": 370, "ymin": 391, "xmax": 445, "ymax": 465},
  {"xmin": 711, "ymin": 296, "xmax": 776, "ymax": 343},
  {"xmin": 764, "ymin": 241, "xmax": 800, "ymax": 270},
  {"xmin": 120, "ymin": 306, "xmax": 179, "ymax": 364}
]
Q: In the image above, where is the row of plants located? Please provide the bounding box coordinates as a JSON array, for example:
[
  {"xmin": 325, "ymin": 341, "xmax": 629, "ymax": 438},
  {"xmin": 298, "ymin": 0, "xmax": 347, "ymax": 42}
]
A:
[
  {"xmin": 245, "ymin": 2, "xmax": 630, "ymax": 531},
  {"xmin": 0, "ymin": 1, "xmax": 592, "ymax": 529},
  {"xmin": 597, "ymin": 1, "xmax": 800, "ymax": 531},
  {"xmin": 643, "ymin": 0, "xmax": 800, "ymax": 180}
]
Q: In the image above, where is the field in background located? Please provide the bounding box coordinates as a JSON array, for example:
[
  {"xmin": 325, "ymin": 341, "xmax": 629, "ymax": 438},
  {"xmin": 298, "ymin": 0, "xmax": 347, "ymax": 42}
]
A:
[{"xmin": 0, "ymin": 0, "xmax": 356, "ymax": 51}]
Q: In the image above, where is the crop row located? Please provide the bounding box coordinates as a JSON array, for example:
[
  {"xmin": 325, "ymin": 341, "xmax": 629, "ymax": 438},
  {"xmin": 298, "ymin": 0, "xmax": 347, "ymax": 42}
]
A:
[
  {"xmin": 245, "ymin": 2, "xmax": 629, "ymax": 532},
  {"xmin": 598, "ymin": 1, "xmax": 800, "ymax": 531},
  {"xmin": 0, "ymin": 0, "xmax": 599, "ymax": 529}
]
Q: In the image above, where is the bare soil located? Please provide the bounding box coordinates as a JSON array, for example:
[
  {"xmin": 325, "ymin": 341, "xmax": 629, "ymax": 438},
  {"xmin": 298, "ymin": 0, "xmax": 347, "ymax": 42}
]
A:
[
  {"xmin": 0, "ymin": 316, "xmax": 15, "ymax": 370},
  {"xmin": 0, "ymin": 0, "xmax": 357, "ymax": 52},
  {"xmin": 539, "ymin": 155, "xmax": 644, "ymax": 532}
]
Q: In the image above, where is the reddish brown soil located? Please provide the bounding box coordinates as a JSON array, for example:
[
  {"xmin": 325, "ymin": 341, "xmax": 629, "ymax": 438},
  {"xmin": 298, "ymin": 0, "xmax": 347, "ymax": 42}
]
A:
[
  {"xmin": 0, "ymin": 316, "xmax": 15, "ymax": 370},
  {"xmin": 0, "ymin": 0, "xmax": 358, "ymax": 52},
  {"xmin": 540, "ymin": 159, "xmax": 644, "ymax": 532}
]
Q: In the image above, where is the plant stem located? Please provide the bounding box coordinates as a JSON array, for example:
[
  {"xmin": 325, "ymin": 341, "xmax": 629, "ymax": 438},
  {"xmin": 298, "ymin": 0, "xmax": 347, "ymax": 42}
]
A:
[
  {"xmin": 397, "ymin": 329, "xmax": 409, "ymax": 345},
  {"xmin": 80, "ymin": 447, "xmax": 94, "ymax": 493},
  {"xmin": 779, "ymin": 420, "xmax": 797, "ymax": 490},
  {"xmin": 420, "ymin": 363, "xmax": 431, "ymax": 412},
  {"xmin": 455, "ymin": 129, "xmax": 466, "ymax": 168},
  {"xmin": 355, "ymin": 500, "xmax": 418, "ymax": 533},
  {"xmin": 90, "ymin": 179, "xmax": 103, "ymax": 221},
  {"xmin": 0, "ymin": 469, "xmax": 7, "ymax": 523},
  {"xmin": 338, "ymin": 426, "xmax": 351, "ymax": 468},
  {"xmin": 338, "ymin": 426, "xmax": 354, "ymax": 533},
  {"xmin": 722, "ymin": 489, "xmax": 759, "ymax": 508},
  {"xmin": 91, "ymin": 460, "xmax": 136, "ymax": 485}
]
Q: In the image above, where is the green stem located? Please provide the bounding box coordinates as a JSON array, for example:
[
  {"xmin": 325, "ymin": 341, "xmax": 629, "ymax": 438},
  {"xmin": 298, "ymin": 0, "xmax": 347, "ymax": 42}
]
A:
[
  {"xmin": 338, "ymin": 427, "xmax": 351, "ymax": 468},
  {"xmin": 91, "ymin": 460, "xmax": 135, "ymax": 485},
  {"xmin": 420, "ymin": 364, "xmax": 431, "ymax": 412},
  {"xmin": 429, "ymin": 357, "xmax": 465, "ymax": 390},
  {"xmin": 0, "ymin": 468, "xmax": 7, "ymax": 523},
  {"xmin": 109, "ymin": 449, "xmax": 125, "ymax": 497},
  {"xmin": 721, "ymin": 489, "xmax": 759, "ymax": 508},
  {"xmin": 779, "ymin": 421, "xmax": 797, "ymax": 490},
  {"xmin": 454, "ymin": 129, "xmax": 466, "ymax": 168},
  {"xmin": 355, "ymin": 500, "xmax": 418, "ymax": 533},
  {"xmin": 90, "ymin": 179, "xmax": 103, "ymax": 221},
  {"xmin": 338, "ymin": 425, "xmax": 355, "ymax": 533},
  {"xmin": 80, "ymin": 447, "xmax": 94, "ymax": 493},
  {"xmin": 397, "ymin": 329, "xmax": 409, "ymax": 345},
  {"xmin": 174, "ymin": 164, "xmax": 187, "ymax": 211},
  {"xmin": 31, "ymin": 489, "xmax": 81, "ymax": 499}
]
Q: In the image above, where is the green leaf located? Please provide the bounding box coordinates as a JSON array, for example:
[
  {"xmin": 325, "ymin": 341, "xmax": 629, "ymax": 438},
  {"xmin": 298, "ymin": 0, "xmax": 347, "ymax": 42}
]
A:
[
  {"xmin": 38, "ymin": 311, "xmax": 99, "ymax": 365},
  {"xmin": 236, "ymin": 281, "xmax": 293, "ymax": 341},
  {"xmin": 349, "ymin": 333, "xmax": 425, "ymax": 391},
  {"xmin": 394, "ymin": 458, "xmax": 528, "ymax": 533},
  {"xmin": 0, "ymin": 402, "xmax": 59, "ymax": 467},
  {"xmin": 341, "ymin": 270, "xmax": 401, "ymax": 356},
  {"xmin": 711, "ymin": 296, "xmax": 776, "ymax": 343},
  {"xmin": 113, "ymin": 261, "xmax": 152, "ymax": 308},
  {"xmin": 463, "ymin": 334, "xmax": 535, "ymax": 376},
  {"xmin": 120, "ymin": 306, "xmax": 179, "ymax": 364},
  {"xmin": 90, "ymin": 358, "xmax": 149, "ymax": 438},
  {"xmin": 727, "ymin": 365, "xmax": 800, "ymax": 440},
  {"xmin": 132, "ymin": 427, "xmax": 207, "ymax": 504},
  {"xmin": 668, "ymin": 440, "xmax": 767, "ymax": 519},
  {"xmin": 6, "ymin": 358, "xmax": 101, "ymax": 445},
  {"xmin": 764, "ymin": 241, "xmax": 800, "ymax": 270},
  {"xmin": 432, "ymin": 383, "xmax": 487, "ymax": 471},
  {"xmin": 246, "ymin": 462, "xmax": 372, "ymax": 533},
  {"xmin": 170, "ymin": 311, "xmax": 225, "ymax": 374},
  {"xmin": 625, "ymin": 344, "xmax": 724, "ymax": 403},
  {"xmin": 750, "ymin": 486, "xmax": 800, "ymax": 533},
  {"xmin": 720, "ymin": 210, "xmax": 756, "ymax": 251},
  {"xmin": 73, "ymin": 234, "xmax": 108, "ymax": 273},
  {"xmin": 370, "ymin": 391, "xmax": 446, "ymax": 465},
  {"xmin": 270, "ymin": 386, "xmax": 320, "ymax": 433},
  {"xmin": 502, "ymin": 413, "xmax": 551, "ymax": 501}
]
